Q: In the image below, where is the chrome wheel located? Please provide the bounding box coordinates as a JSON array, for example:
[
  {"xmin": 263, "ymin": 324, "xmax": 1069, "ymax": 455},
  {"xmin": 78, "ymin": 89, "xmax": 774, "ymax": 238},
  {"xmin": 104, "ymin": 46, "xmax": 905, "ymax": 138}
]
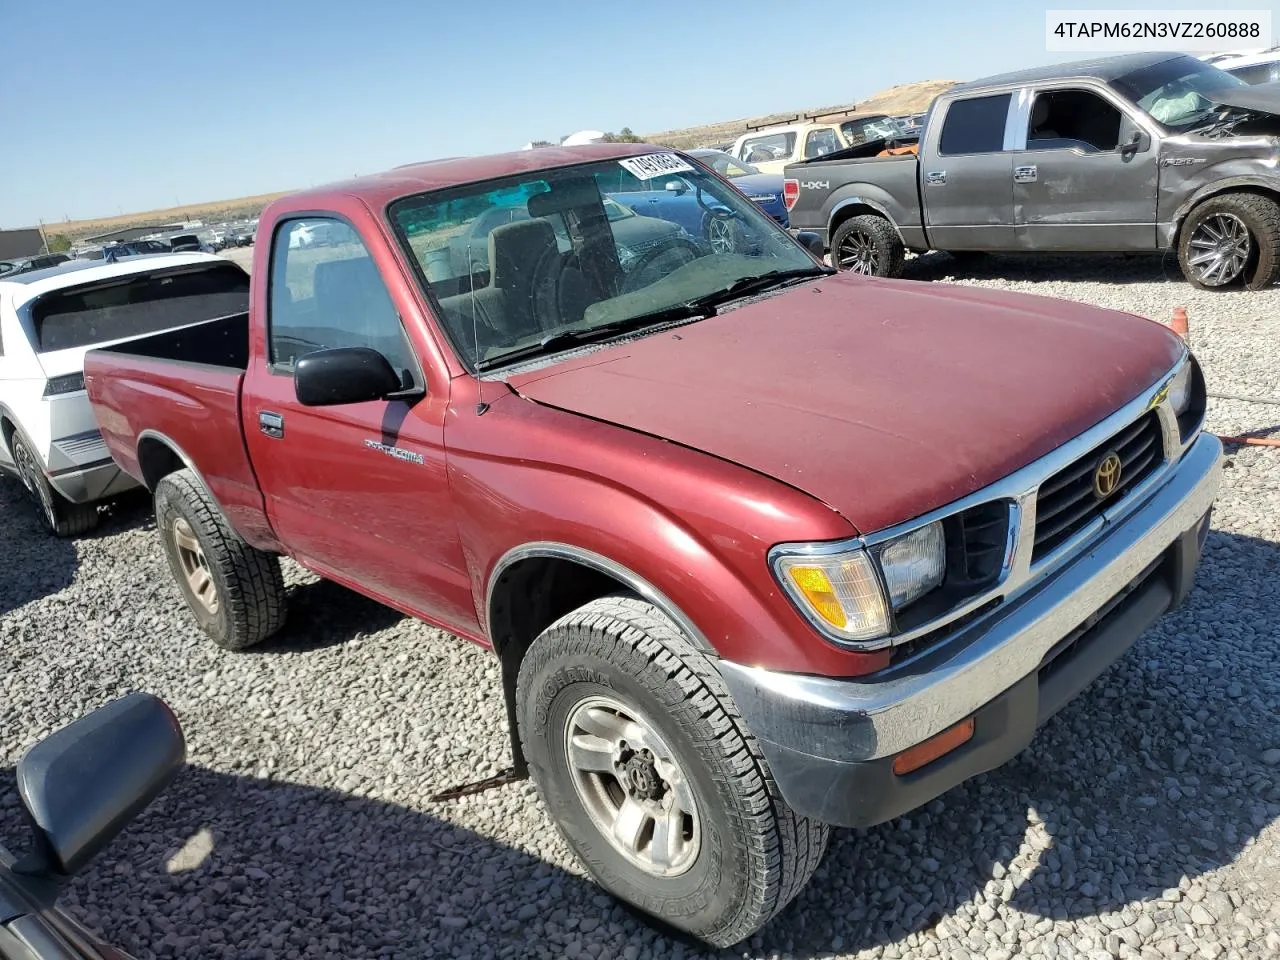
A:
[
  {"xmin": 564, "ymin": 695, "xmax": 700, "ymax": 877},
  {"xmin": 12, "ymin": 439, "xmax": 56, "ymax": 527},
  {"xmin": 836, "ymin": 229, "xmax": 878, "ymax": 274},
  {"xmin": 1187, "ymin": 213, "xmax": 1252, "ymax": 287},
  {"xmin": 172, "ymin": 517, "xmax": 219, "ymax": 614},
  {"xmin": 706, "ymin": 215, "xmax": 737, "ymax": 254}
]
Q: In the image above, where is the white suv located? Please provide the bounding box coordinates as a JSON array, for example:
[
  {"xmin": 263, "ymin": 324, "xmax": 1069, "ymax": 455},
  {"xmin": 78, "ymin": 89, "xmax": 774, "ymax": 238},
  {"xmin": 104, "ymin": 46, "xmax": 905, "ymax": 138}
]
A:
[{"xmin": 0, "ymin": 253, "xmax": 249, "ymax": 535}]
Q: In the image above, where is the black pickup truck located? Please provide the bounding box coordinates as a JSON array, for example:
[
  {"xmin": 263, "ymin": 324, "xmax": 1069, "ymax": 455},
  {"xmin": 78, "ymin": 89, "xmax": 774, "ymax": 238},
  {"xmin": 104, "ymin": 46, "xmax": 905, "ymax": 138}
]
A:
[{"xmin": 784, "ymin": 51, "xmax": 1280, "ymax": 290}]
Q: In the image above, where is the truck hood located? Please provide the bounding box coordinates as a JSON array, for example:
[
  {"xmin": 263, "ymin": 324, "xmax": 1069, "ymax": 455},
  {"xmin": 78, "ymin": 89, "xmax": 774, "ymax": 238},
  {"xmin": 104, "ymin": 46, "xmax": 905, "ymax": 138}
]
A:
[
  {"xmin": 505, "ymin": 275, "xmax": 1184, "ymax": 534},
  {"xmin": 1206, "ymin": 80, "xmax": 1280, "ymax": 115}
]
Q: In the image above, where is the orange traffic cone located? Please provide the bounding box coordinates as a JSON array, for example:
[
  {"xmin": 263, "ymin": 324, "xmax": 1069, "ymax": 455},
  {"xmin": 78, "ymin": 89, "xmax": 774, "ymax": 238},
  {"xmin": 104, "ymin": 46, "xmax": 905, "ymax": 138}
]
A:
[{"xmin": 1170, "ymin": 306, "xmax": 1189, "ymax": 339}]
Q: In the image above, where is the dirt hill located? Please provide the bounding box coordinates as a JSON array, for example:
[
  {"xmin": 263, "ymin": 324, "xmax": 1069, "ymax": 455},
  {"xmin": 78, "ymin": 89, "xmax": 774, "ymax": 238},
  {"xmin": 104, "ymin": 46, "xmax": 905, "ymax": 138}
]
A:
[
  {"xmin": 643, "ymin": 78, "xmax": 958, "ymax": 149},
  {"xmin": 43, "ymin": 79, "xmax": 959, "ymax": 240}
]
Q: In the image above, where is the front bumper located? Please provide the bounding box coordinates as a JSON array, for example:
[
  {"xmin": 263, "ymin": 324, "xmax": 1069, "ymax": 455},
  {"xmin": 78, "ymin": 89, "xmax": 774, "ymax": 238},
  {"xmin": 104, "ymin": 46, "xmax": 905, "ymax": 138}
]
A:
[{"xmin": 717, "ymin": 432, "xmax": 1222, "ymax": 828}]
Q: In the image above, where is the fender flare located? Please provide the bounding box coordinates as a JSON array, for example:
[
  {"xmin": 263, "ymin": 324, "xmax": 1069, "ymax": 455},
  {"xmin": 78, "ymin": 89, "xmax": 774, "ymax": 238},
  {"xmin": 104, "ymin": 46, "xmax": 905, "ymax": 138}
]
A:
[
  {"xmin": 136, "ymin": 429, "xmax": 217, "ymax": 498},
  {"xmin": 1169, "ymin": 177, "xmax": 1280, "ymax": 244},
  {"xmin": 828, "ymin": 195, "xmax": 907, "ymax": 243},
  {"xmin": 485, "ymin": 540, "xmax": 716, "ymax": 655}
]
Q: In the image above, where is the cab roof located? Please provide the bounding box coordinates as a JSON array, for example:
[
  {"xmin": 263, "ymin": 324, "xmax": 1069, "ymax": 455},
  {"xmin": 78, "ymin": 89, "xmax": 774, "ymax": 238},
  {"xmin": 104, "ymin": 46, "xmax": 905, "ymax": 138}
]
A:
[
  {"xmin": 272, "ymin": 142, "xmax": 672, "ymax": 215},
  {"xmin": 952, "ymin": 52, "xmax": 1184, "ymax": 92}
]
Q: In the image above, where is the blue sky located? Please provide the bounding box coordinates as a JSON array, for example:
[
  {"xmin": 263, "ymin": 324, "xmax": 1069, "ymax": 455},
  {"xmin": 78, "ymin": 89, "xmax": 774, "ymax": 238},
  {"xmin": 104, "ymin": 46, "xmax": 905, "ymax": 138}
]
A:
[{"xmin": 1, "ymin": 0, "xmax": 1276, "ymax": 226}]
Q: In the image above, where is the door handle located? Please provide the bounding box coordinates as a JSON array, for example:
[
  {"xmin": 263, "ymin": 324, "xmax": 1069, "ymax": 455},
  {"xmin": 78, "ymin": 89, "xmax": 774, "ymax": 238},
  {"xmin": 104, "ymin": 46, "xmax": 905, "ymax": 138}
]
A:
[
  {"xmin": 1014, "ymin": 165, "xmax": 1038, "ymax": 183},
  {"xmin": 259, "ymin": 411, "xmax": 284, "ymax": 439},
  {"xmin": 925, "ymin": 170, "xmax": 946, "ymax": 185}
]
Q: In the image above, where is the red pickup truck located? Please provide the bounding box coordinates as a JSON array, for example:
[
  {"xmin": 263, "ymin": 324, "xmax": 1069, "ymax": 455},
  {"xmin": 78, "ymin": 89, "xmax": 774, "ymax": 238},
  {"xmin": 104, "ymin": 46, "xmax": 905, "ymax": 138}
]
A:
[{"xmin": 84, "ymin": 143, "xmax": 1222, "ymax": 947}]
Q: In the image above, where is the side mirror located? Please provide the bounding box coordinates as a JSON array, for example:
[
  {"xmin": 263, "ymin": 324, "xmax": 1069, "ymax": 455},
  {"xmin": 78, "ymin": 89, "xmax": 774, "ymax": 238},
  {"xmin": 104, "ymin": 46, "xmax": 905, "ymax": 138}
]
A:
[
  {"xmin": 15, "ymin": 693, "xmax": 185, "ymax": 879},
  {"xmin": 795, "ymin": 231, "xmax": 826, "ymax": 259},
  {"xmin": 665, "ymin": 180, "xmax": 688, "ymax": 196},
  {"xmin": 294, "ymin": 346, "xmax": 404, "ymax": 407},
  {"xmin": 1121, "ymin": 126, "xmax": 1151, "ymax": 156}
]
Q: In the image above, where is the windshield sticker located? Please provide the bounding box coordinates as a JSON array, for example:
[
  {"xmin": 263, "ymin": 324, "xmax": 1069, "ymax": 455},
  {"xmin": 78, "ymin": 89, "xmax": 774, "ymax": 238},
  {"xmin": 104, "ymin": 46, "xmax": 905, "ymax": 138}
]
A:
[{"xmin": 619, "ymin": 154, "xmax": 695, "ymax": 180}]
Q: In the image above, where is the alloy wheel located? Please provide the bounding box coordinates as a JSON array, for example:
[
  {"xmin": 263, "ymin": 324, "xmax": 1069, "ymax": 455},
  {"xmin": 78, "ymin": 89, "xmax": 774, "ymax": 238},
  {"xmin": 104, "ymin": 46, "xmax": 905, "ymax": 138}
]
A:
[
  {"xmin": 707, "ymin": 216, "xmax": 736, "ymax": 254},
  {"xmin": 1187, "ymin": 212, "xmax": 1252, "ymax": 287},
  {"xmin": 563, "ymin": 695, "xmax": 700, "ymax": 877},
  {"xmin": 13, "ymin": 440, "xmax": 56, "ymax": 527},
  {"xmin": 836, "ymin": 230, "xmax": 878, "ymax": 274},
  {"xmin": 172, "ymin": 517, "xmax": 219, "ymax": 614}
]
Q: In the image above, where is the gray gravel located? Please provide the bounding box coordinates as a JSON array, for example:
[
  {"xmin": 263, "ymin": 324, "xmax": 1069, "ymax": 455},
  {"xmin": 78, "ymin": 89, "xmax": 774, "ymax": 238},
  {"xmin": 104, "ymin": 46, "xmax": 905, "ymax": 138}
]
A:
[{"xmin": 2, "ymin": 249, "xmax": 1279, "ymax": 959}]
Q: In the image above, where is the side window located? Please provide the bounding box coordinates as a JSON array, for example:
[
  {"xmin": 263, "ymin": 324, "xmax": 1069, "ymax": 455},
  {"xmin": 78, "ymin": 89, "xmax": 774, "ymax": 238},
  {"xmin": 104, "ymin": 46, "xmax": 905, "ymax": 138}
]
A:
[
  {"xmin": 740, "ymin": 132, "xmax": 796, "ymax": 164},
  {"xmin": 268, "ymin": 217, "xmax": 417, "ymax": 386},
  {"xmin": 1027, "ymin": 89, "xmax": 1123, "ymax": 152},
  {"xmin": 938, "ymin": 94, "xmax": 1013, "ymax": 155},
  {"xmin": 804, "ymin": 128, "xmax": 841, "ymax": 159}
]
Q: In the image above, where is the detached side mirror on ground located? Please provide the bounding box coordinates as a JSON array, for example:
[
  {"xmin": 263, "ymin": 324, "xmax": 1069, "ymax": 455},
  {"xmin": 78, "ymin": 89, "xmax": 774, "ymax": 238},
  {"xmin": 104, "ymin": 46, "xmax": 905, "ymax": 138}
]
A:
[
  {"xmin": 294, "ymin": 346, "xmax": 404, "ymax": 406},
  {"xmin": 14, "ymin": 693, "xmax": 185, "ymax": 881},
  {"xmin": 795, "ymin": 231, "xmax": 825, "ymax": 259}
]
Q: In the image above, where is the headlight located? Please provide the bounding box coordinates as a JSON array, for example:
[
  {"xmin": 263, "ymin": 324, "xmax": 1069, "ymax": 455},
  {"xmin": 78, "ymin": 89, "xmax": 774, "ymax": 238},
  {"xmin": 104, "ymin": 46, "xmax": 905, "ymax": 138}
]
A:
[
  {"xmin": 876, "ymin": 521, "xmax": 946, "ymax": 609},
  {"xmin": 772, "ymin": 520, "xmax": 947, "ymax": 646},
  {"xmin": 1168, "ymin": 361, "xmax": 1194, "ymax": 416},
  {"xmin": 774, "ymin": 549, "xmax": 890, "ymax": 642}
]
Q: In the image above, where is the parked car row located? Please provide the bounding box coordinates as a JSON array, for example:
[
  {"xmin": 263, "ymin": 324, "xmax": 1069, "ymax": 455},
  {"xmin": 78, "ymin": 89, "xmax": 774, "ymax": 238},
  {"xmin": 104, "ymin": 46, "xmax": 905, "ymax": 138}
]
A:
[
  {"xmin": 784, "ymin": 51, "xmax": 1280, "ymax": 291},
  {"xmin": 0, "ymin": 253, "xmax": 71, "ymax": 277}
]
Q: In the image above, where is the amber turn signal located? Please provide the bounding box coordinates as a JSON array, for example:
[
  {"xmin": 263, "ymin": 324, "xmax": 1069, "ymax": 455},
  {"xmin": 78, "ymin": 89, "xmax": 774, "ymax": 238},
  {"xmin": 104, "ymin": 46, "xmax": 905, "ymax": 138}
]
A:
[{"xmin": 891, "ymin": 716, "xmax": 975, "ymax": 776}]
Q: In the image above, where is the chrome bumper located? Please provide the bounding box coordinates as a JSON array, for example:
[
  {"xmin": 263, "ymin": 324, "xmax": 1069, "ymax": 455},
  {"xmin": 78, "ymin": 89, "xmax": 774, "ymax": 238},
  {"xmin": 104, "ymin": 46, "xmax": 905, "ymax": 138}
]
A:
[{"xmin": 718, "ymin": 431, "xmax": 1222, "ymax": 764}]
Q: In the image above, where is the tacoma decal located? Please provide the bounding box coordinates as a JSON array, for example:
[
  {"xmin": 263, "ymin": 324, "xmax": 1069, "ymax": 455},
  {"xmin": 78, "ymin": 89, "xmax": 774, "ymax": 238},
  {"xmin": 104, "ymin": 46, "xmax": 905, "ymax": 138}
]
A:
[{"xmin": 364, "ymin": 439, "xmax": 425, "ymax": 466}]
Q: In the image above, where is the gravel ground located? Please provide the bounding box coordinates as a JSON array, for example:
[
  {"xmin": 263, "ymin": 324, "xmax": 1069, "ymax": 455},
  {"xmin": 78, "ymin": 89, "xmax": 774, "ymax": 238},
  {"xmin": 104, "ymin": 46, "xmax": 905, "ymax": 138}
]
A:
[{"xmin": 2, "ymin": 250, "xmax": 1279, "ymax": 960}]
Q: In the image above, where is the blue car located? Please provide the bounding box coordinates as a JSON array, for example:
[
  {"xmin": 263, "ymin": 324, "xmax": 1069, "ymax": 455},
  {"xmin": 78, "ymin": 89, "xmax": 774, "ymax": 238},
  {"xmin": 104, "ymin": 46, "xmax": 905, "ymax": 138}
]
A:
[
  {"xmin": 688, "ymin": 149, "xmax": 789, "ymax": 227},
  {"xmin": 598, "ymin": 150, "xmax": 789, "ymax": 255}
]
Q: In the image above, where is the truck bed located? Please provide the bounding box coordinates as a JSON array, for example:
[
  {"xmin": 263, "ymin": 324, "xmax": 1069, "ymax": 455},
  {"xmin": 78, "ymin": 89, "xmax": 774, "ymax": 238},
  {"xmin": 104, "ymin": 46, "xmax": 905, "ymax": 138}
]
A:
[
  {"xmin": 783, "ymin": 151, "xmax": 924, "ymax": 247},
  {"xmin": 84, "ymin": 312, "xmax": 275, "ymax": 547}
]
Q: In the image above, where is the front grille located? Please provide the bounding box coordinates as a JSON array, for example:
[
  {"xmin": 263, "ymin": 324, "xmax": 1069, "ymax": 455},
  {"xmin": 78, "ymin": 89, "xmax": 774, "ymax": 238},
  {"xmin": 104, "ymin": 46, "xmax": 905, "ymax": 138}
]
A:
[{"xmin": 1032, "ymin": 413, "xmax": 1163, "ymax": 562}]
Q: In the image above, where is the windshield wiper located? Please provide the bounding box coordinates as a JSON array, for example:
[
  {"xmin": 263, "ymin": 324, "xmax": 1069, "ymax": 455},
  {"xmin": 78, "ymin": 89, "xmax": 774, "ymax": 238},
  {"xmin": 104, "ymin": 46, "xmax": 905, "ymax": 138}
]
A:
[
  {"xmin": 474, "ymin": 304, "xmax": 708, "ymax": 371},
  {"xmin": 682, "ymin": 267, "xmax": 833, "ymax": 313}
]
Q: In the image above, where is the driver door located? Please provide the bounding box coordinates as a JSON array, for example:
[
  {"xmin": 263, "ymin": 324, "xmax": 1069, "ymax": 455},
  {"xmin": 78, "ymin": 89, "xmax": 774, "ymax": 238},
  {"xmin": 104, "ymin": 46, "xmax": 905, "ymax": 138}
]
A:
[
  {"xmin": 1011, "ymin": 85, "xmax": 1160, "ymax": 250},
  {"xmin": 240, "ymin": 214, "xmax": 473, "ymax": 626}
]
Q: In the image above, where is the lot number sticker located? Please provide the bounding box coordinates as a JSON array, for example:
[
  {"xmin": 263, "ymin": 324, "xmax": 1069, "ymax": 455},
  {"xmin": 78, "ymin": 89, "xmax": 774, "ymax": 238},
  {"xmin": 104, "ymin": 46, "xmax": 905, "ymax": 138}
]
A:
[{"xmin": 619, "ymin": 154, "xmax": 695, "ymax": 180}]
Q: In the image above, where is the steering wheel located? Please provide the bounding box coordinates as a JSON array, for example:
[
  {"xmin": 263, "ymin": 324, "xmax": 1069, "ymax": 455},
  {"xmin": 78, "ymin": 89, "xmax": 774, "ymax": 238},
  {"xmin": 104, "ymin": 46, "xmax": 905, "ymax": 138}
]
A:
[{"xmin": 619, "ymin": 238, "xmax": 703, "ymax": 295}]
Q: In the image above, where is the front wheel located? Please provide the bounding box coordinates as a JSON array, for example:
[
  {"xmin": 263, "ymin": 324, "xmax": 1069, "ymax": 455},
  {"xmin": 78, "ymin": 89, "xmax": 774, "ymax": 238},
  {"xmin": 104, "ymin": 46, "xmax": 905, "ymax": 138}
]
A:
[
  {"xmin": 1178, "ymin": 193, "xmax": 1280, "ymax": 290},
  {"xmin": 830, "ymin": 215, "xmax": 905, "ymax": 277},
  {"xmin": 516, "ymin": 595, "xmax": 829, "ymax": 948},
  {"xmin": 10, "ymin": 434, "xmax": 100, "ymax": 538}
]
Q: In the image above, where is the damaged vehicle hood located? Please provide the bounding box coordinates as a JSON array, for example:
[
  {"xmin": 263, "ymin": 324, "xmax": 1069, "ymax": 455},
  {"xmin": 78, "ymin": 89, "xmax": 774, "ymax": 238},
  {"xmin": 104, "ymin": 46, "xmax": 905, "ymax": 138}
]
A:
[
  {"xmin": 1203, "ymin": 80, "xmax": 1280, "ymax": 116},
  {"xmin": 505, "ymin": 274, "xmax": 1184, "ymax": 534}
]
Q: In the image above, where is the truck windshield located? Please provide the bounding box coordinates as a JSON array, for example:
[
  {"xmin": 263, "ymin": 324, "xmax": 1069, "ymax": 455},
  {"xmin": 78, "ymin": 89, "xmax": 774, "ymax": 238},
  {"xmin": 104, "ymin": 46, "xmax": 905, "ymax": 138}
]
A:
[
  {"xmin": 1112, "ymin": 56, "xmax": 1249, "ymax": 130},
  {"xmin": 28, "ymin": 263, "xmax": 249, "ymax": 353},
  {"xmin": 389, "ymin": 155, "xmax": 819, "ymax": 371}
]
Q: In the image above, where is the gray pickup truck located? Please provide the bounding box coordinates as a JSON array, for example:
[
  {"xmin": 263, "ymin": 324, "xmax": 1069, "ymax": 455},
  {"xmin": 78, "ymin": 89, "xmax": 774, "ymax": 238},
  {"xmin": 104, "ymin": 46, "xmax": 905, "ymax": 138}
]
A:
[{"xmin": 783, "ymin": 52, "xmax": 1280, "ymax": 290}]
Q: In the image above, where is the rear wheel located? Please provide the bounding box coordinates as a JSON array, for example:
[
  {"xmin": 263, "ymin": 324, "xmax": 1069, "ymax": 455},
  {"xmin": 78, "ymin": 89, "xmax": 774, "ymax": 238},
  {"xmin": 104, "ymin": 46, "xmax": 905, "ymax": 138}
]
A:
[
  {"xmin": 1179, "ymin": 192, "xmax": 1280, "ymax": 290},
  {"xmin": 154, "ymin": 468, "xmax": 286, "ymax": 650},
  {"xmin": 10, "ymin": 434, "xmax": 100, "ymax": 538},
  {"xmin": 516, "ymin": 595, "xmax": 829, "ymax": 947},
  {"xmin": 830, "ymin": 215, "xmax": 905, "ymax": 277}
]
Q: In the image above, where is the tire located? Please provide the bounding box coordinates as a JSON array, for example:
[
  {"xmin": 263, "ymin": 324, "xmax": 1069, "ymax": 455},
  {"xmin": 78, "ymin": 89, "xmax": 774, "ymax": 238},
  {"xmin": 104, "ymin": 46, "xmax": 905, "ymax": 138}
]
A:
[
  {"xmin": 1178, "ymin": 192, "xmax": 1280, "ymax": 291},
  {"xmin": 702, "ymin": 211, "xmax": 745, "ymax": 255},
  {"xmin": 516, "ymin": 595, "xmax": 829, "ymax": 948},
  {"xmin": 9, "ymin": 434, "xmax": 100, "ymax": 538},
  {"xmin": 154, "ymin": 468, "xmax": 286, "ymax": 650},
  {"xmin": 830, "ymin": 214, "xmax": 905, "ymax": 277}
]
